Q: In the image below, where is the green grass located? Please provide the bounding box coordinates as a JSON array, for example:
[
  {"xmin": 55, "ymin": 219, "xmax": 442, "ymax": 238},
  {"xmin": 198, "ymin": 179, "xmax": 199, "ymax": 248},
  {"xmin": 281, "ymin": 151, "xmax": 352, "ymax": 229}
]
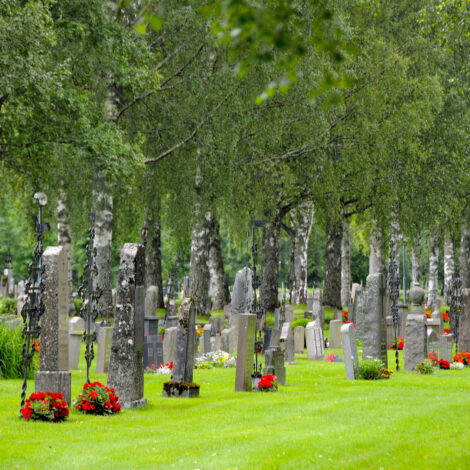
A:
[{"xmin": 2, "ymin": 345, "xmax": 470, "ymax": 469}]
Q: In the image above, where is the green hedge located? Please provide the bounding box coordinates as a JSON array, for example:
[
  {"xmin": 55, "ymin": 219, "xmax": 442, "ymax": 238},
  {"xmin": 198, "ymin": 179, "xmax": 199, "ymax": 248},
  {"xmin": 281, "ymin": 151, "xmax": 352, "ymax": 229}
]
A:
[{"xmin": 291, "ymin": 318, "xmax": 310, "ymax": 330}]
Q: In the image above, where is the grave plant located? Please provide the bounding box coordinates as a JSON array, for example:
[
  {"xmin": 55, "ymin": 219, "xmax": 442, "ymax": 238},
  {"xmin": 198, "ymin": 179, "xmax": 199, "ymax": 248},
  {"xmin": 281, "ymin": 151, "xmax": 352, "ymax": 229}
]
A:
[
  {"xmin": 20, "ymin": 392, "xmax": 69, "ymax": 423},
  {"xmin": 74, "ymin": 382, "xmax": 121, "ymax": 415}
]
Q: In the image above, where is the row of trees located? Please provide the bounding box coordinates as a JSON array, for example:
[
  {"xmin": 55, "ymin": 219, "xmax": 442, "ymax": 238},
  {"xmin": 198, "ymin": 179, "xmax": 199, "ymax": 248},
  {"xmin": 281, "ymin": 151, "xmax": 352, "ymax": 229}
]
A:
[{"xmin": 1, "ymin": 1, "xmax": 469, "ymax": 315}]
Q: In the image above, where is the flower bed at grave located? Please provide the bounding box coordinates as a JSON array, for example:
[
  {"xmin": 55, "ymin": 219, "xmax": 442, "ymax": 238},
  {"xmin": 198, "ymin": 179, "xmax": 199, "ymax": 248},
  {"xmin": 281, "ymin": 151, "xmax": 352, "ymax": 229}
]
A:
[
  {"xmin": 415, "ymin": 360, "xmax": 434, "ymax": 375},
  {"xmin": 257, "ymin": 374, "xmax": 278, "ymax": 392},
  {"xmin": 428, "ymin": 350, "xmax": 438, "ymax": 366},
  {"xmin": 21, "ymin": 392, "xmax": 69, "ymax": 422},
  {"xmin": 438, "ymin": 359, "xmax": 450, "ymax": 369},
  {"xmin": 195, "ymin": 351, "xmax": 235, "ymax": 369},
  {"xmin": 324, "ymin": 353, "xmax": 343, "ymax": 362},
  {"xmin": 342, "ymin": 311, "xmax": 348, "ymax": 322},
  {"xmin": 425, "ymin": 307, "xmax": 431, "ymax": 318},
  {"xmin": 358, "ymin": 359, "xmax": 393, "ymax": 380},
  {"xmin": 74, "ymin": 382, "xmax": 121, "ymax": 415},
  {"xmin": 443, "ymin": 312, "xmax": 450, "ymax": 322},
  {"xmin": 453, "ymin": 350, "xmax": 470, "ymax": 365},
  {"xmin": 150, "ymin": 361, "xmax": 173, "ymax": 375},
  {"xmin": 390, "ymin": 338, "xmax": 404, "ymax": 350},
  {"xmin": 450, "ymin": 361, "xmax": 464, "ymax": 370}
]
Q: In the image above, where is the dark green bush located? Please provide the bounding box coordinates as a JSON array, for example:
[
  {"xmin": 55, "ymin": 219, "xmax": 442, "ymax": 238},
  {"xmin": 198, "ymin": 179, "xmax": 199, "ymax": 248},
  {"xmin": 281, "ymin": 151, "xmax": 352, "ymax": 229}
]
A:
[
  {"xmin": 0, "ymin": 297, "xmax": 17, "ymax": 316},
  {"xmin": 0, "ymin": 325, "xmax": 38, "ymax": 379},
  {"xmin": 291, "ymin": 318, "xmax": 310, "ymax": 330}
]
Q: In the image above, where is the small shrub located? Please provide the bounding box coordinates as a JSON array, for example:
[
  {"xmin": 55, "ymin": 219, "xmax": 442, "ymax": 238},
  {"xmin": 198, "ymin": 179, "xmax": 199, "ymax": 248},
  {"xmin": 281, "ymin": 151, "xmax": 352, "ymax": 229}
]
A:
[
  {"xmin": 74, "ymin": 382, "xmax": 121, "ymax": 415},
  {"xmin": 0, "ymin": 325, "xmax": 38, "ymax": 379},
  {"xmin": 291, "ymin": 318, "xmax": 310, "ymax": 330},
  {"xmin": 21, "ymin": 392, "xmax": 69, "ymax": 422},
  {"xmin": 0, "ymin": 297, "xmax": 17, "ymax": 316},
  {"xmin": 414, "ymin": 360, "xmax": 434, "ymax": 375},
  {"xmin": 358, "ymin": 359, "xmax": 392, "ymax": 380},
  {"xmin": 73, "ymin": 297, "xmax": 83, "ymax": 315}
]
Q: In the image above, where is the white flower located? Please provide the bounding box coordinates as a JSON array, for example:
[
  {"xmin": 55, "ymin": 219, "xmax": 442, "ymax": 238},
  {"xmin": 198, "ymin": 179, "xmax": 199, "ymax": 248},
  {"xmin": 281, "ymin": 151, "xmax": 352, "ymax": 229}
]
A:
[{"xmin": 450, "ymin": 362, "xmax": 464, "ymax": 370}]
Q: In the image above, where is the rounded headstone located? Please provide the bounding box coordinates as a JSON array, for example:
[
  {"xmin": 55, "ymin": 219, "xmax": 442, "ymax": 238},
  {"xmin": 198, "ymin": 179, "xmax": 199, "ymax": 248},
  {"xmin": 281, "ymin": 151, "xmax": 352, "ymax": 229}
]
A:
[{"xmin": 409, "ymin": 285, "xmax": 424, "ymax": 306}]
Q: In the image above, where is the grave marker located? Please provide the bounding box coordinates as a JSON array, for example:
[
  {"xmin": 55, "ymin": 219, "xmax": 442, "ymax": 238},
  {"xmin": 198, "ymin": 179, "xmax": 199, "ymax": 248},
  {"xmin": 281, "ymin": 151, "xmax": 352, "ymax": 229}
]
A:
[
  {"xmin": 328, "ymin": 320, "xmax": 342, "ymax": 349},
  {"xmin": 341, "ymin": 323, "xmax": 359, "ymax": 379},
  {"xmin": 404, "ymin": 285, "xmax": 427, "ymax": 371},
  {"xmin": 235, "ymin": 314, "xmax": 256, "ymax": 392},
  {"xmin": 306, "ymin": 322, "xmax": 324, "ymax": 360}
]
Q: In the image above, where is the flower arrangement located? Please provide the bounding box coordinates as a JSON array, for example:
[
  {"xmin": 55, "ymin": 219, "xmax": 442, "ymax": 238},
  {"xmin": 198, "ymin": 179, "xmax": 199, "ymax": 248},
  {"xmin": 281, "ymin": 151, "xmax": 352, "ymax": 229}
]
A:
[
  {"xmin": 358, "ymin": 359, "xmax": 393, "ymax": 380},
  {"xmin": 444, "ymin": 328, "xmax": 450, "ymax": 334},
  {"xmin": 425, "ymin": 308, "xmax": 431, "ymax": 319},
  {"xmin": 342, "ymin": 311, "xmax": 348, "ymax": 322},
  {"xmin": 414, "ymin": 360, "xmax": 434, "ymax": 375},
  {"xmin": 443, "ymin": 312, "xmax": 450, "ymax": 322},
  {"xmin": 195, "ymin": 351, "xmax": 235, "ymax": 369},
  {"xmin": 453, "ymin": 350, "xmax": 470, "ymax": 365},
  {"xmin": 156, "ymin": 361, "xmax": 173, "ymax": 375},
  {"xmin": 390, "ymin": 338, "xmax": 404, "ymax": 350},
  {"xmin": 21, "ymin": 392, "xmax": 69, "ymax": 422},
  {"xmin": 450, "ymin": 362, "xmax": 464, "ymax": 370},
  {"xmin": 428, "ymin": 350, "xmax": 438, "ymax": 366},
  {"xmin": 257, "ymin": 374, "xmax": 278, "ymax": 392},
  {"xmin": 74, "ymin": 382, "xmax": 121, "ymax": 415},
  {"xmin": 438, "ymin": 359, "xmax": 450, "ymax": 369},
  {"xmin": 324, "ymin": 353, "xmax": 343, "ymax": 362}
]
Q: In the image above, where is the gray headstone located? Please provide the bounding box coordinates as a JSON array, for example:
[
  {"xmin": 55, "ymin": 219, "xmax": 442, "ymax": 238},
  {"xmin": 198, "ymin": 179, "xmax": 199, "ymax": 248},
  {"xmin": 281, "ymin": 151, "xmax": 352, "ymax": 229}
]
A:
[
  {"xmin": 235, "ymin": 314, "xmax": 256, "ymax": 392},
  {"xmin": 202, "ymin": 323, "xmax": 212, "ymax": 353},
  {"xmin": 144, "ymin": 335, "xmax": 163, "ymax": 369},
  {"xmin": 404, "ymin": 285, "xmax": 427, "ymax": 371},
  {"xmin": 341, "ymin": 323, "xmax": 359, "ymax": 380},
  {"xmin": 351, "ymin": 283, "xmax": 361, "ymax": 303},
  {"xmin": 459, "ymin": 289, "xmax": 470, "ymax": 352},
  {"xmin": 269, "ymin": 327, "xmax": 281, "ymax": 349},
  {"xmin": 69, "ymin": 316, "xmax": 85, "ymax": 334},
  {"xmin": 439, "ymin": 333, "xmax": 454, "ymax": 362},
  {"xmin": 328, "ymin": 320, "xmax": 342, "ymax": 349},
  {"xmin": 285, "ymin": 305, "xmax": 294, "ymax": 324},
  {"xmin": 294, "ymin": 326, "xmax": 305, "ymax": 353},
  {"xmin": 398, "ymin": 304, "xmax": 408, "ymax": 338},
  {"xmin": 145, "ymin": 285, "xmax": 159, "ymax": 317},
  {"xmin": 35, "ymin": 246, "xmax": 71, "ymax": 405},
  {"xmin": 306, "ymin": 296, "xmax": 314, "ymax": 312},
  {"xmin": 362, "ymin": 273, "xmax": 387, "ymax": 367},
  {"xmin": 274, "ymin": 308, "xmax": 281, "ymax": 329},
  {"xmin": 430, "ymin": 311, "xmax": 444, "ymax": 336},
  {"xmin": 107, "ymin": 243, "xmax": 147, "ymax": 409},
  {"xmin": 223, "ymin": 303, "xmax": 231, "ymax": 320},
  {"xmin": 306, "ymin": 322, "xmax": 324, "ymax": 360},
  {"xmin": 354, "ymin": 288, "xmax": 365, "ymax": 340},
  {"xmin": 170, "ymin": 297, "xmax": 197, "ymax": 384},
  {"xmin": 209, "ymin": 316, "xmax": 223, "ymax": 335},
  {"xmin": 280, "ymin": 322, "xmax": 295, "ymax": 364},
  {"xmin": 231, "ymin": 267, "xmax": 254, "ymax": 316},
  {"xmin": 163, "ymin": 327, "xmax": 177, "ymax": 364},
  {"xmin": 68, "ymin": 333, "xmax": 82, "ymax": 370},
  {"xmin": 96, "ymin": 326, "xmax": 113, "ymax": 374},
  {"xmin": 144, "ymin": 317, "xmax": 160, "ymax": 336},
  {"xmin": 427, "ymin": 329, "xmax": 439, "ymax": 361},
  {"xmin": 263, "ymin": 348, "xmax": 285, "ymax": 386}
]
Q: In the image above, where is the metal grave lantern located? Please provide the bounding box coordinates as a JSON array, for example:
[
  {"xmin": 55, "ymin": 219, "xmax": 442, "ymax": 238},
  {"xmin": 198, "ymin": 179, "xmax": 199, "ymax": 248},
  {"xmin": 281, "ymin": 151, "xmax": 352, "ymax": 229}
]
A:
[
  {"xmin": 20, "ymin": 192, "xmax": 50, "ymax": 410},
  {"xmin": 77, "ymin": 212, "xmax": 103, "ymax": 384}
]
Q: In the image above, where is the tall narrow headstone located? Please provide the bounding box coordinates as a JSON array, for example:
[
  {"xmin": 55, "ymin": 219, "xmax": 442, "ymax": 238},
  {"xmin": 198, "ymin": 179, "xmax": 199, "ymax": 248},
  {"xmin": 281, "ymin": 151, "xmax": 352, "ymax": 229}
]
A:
[
  {"xmin": 202, "ymin": 323, "xmax": 212, "ymax": 353},
  {"xmin": 280, "ymin": 322, "xmax": 295, "ymax": 364},
  {"xmin": 362, "ymin": 273, "xmax": 387, "ymax": 367},
  {"xmin": 145, "ymin": 285, "xmax": 159, "ymax": 316},
  {"xmin": 231, "ymin": 267, "xmax": 254, "ymax": 317},
  {"xmin": 341, "ymin": 323, "xmax": 359, "ymax": 379},
  {"xmin": 355, "ymin": 288, "xmax": 365, "ymax": 340},
  {"xmin": 458, "ymin": 289, "xmax": 470, "ymax": 352},
  {"xmin": 35, "ymin": 246, "xmax": 71, "ymax": 405},
  {"xmin": 306, "ymin": 321, "xmax": 324, "ymax": 360},
  {"xmin": 404, "ymin": 285, "xmax": 427, "ymax": 371},
  {"xmin": 235, "ymin": 314, "xmax": 256, "ymax": 392},
  {"xmin": 328, "ymin": 320, "xmax": 342, "ymax": 348},
  {"xmin": 96, "ymin": 326, "xmax": 113, "ymax": 374},
  {"xmin": 285, "ymin": 305, "xmax": 294, "ymax": 324},
  {"xmin": 107, "ymin": 243, "xmax": 146, "ymax": 409},
  {"xmin": 163, "ymin": 326, "xmax": 177, "ymax": 364}
]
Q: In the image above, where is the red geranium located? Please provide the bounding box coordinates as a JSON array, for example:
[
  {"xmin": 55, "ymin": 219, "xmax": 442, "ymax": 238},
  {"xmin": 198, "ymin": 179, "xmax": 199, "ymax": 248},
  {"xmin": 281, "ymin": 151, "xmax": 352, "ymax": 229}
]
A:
[
  {"xmin": 74, "ymin": 382, "xmax": 121, "ymax": 415},
  {"xmin": 390, "ymin": 338, "xmax": 404, "ymax": 350},
  {"xmin": 428, "ymin": 350, "xmax": 438, "ymax": 366},
  {"xmin": 453, "ymin": 350, "xmax": 470, "ymax": 365},
  {"xmin": 438, "ymin": 359, "xmax": 450, "ymax": 369},
  {"xmin": 444, "ymin": 328, "xmax": 450, "ymax": 334},
  {"xmin": 258, "ymin": 374, "xmax": 278, "ymax": 392},
  {"xmin": 20, "ymin": 392, "xmax": 69, "ymax": 422},
  {"xmin": 443, "ymin": 312, "xmax": 450, "ymax": 322},
  {"xmin": 342, "ymin": 311, "xmax": 348, "ymax": 322}
]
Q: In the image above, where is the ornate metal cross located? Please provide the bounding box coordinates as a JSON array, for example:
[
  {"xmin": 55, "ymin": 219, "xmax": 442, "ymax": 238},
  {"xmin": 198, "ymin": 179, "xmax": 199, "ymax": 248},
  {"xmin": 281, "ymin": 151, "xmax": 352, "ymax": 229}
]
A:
[
  {"xmin": 448, "ymin": 274, "xmax": 462, "ymax": 355},
  {"xmin": 388, "ymin": 231, "xmax": 400, "ymax": 371}
]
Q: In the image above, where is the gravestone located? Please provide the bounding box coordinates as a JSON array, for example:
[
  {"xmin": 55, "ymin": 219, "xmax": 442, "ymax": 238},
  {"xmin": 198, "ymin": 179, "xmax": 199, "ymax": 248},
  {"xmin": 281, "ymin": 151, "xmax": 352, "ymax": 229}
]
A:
[
  {"xmin": 306, "ymin": 321, "xmax": 324, "ymax": 360},
  {"xmin": 285, "ymin": 305, "xmax": 294, "ymax": 324},
  {"xmin": 145, "ymin": 285, "xmax": 159, "ymax": 317},
  {"xmin": 362, "ymin": 273, "xmax": 387, "ymax": 367},
  {"xmin": 209, "ymin": 316, "xmax": 223, "ymax": 335},
  {"xmin": 263, "ymin": 348, "xmax": 286, "ymax": 385},
  {"xmin": 144, "ymin": 316, "xmax": 160, "ymax": 336},
  {"xmin": 328, "ymin": 320, "xmax": 342, "ymax": 349},
  {"xmin": 458, "ymin": 288, "xmax": 470, "ymax": 352},
  {"xmin": 430, "ymin": 311, "xmax": 444, "ymax": 336},
  {"xmin": 427, "ymin": 329, "xmax": 439, "ymax": 361},
  {"xmin": 294, "ymin": 326, "xmax": 305, "ymax": 353},
  {"xmin": 235, "ymin": 313, "xmax": 256, "ymax": 392},
  {"xmin": 354, "ymin": 288, "xmax": 365, "ymax": 340},
  {"xmin": 69, "ymin": 316, "xmax": 85, "ymax": 334},
  {"xmin": 305, "ymin": 296, "xmax": 314, "ymax": 318},
  {"xmin": 223, "ymin": 303, "xmax": 231, "ymax": 320},
  {"xmin": 165, "ymin": 300, "xmax": 177, "ymax": 328},
  {"xmin": 202, "ymin": 323, "xmax": 212, "ymax": 354},
  {"xmin": 269, "ymin": 327, "xmax": 281, "ymax": 349},
  {"xmin": 274, "ymin": 308, "xmax": 281, "ymax": 329},
  {"xmin": 398, "ymin": 304, "xmax": 408, "ymax": 338},
  {"xmin": 351, "ymin": 283, "xmax": 361, "ymax": 303},
  {"xmin": 170, "ymin": 297, "xmax": 197, "ymax": 384},
  {"xmin": 144, "ymin": 335, "xmax": 163, "ymax": 368},
  {"xmin": 341, "ymin": 323, "xmax": 359, "ymax": 380},
  {"xmin": 263, "ymin": 327, "xmax": 272, "ymax": 353},
  {"xmin": 231, "ymin": 267, "xmax": 254, "ymax": 317},
  {"xmin": 404, "ymin": 285, "xmax": 427, "ymax": 371},
  {"xmin": 280, "ymin": 322, "xmax": 295, "ymax": 364},
  {"xmin": 35, "ymin": 246, "xmax": 71, "ymax": 405},
  {"xmin": 439, "ymin": 333, "xmax": 454, "ymax": 362},
  {"xmin": 68, "ymin": 316, "xmax": 84, "ymax": 370},
  {"xmin": 96, "ymin": 326, "xmax": 113, "ymax": 374},
  {"xmin": 163, "ymin": 326, "xmax": 177, "ymax": 364},
  {"xmin": 107, "ymin": 243, "xmax": 146, "ymax": 409}
]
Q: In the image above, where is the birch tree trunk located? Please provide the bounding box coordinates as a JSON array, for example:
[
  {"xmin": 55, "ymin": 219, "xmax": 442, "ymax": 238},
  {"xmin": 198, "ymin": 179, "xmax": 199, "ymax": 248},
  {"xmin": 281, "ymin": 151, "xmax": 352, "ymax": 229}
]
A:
[
  {"xmin": 369, "ymin": 229, "xmax": 386, "ymax": 275},
  {"xmin": 461, "ymin": 222, "xmax": 470, "ymax": 289},
  {"xmin": 260, "ymin": 216, "xmax": 281, "ymax": 312},
  {"xmin": 427, "ymin": 230, "xmax": 440, "ymax": 311},
  {"xmin": 57, "ymin": 190, "xmax": 75, "ymax": 315},
  {"xmin": 340, "ymin": 218, "xmax": 351, "ymax": 308},
  {"xmin": 443, "ymin": 232, "xmax": 455, "ymax": 304},
  {"xmin": 208, "ymin": 210, "xmax": 231, "ymax": 310},
  {"xmin": 188, "ymin": 154, "xmax": 211, "ymax": 316},
  {"xmin": 92, "ymin": 175, "xmax": 114, "ymax": 319},
  {"xmin": 290, "ymin": 201, "xmax": 314, "ymax": 305},
  {"xmin": 145, "ymin": 202, "xmax": 164, "ymax": 308},
  {"xmin": 323, "ymin": 219, "xmax": 342, "ymax": 310},
  {"xmin": 389, "ymin": 216, "xmax": 401, "ymax": 279},
  {"xmin": 411, "ymin": 234, "xmax": 422, "ymax": 286}
]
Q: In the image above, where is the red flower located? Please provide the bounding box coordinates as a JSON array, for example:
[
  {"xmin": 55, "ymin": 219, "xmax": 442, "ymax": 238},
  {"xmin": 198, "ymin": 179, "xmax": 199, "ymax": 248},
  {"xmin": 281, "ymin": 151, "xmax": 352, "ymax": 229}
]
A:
[
  {"xmin": 443, "ymin": 313, "xmax": 450, "ymax": 321},
  {"xmin": 444, "ymin": 328, "xmax": 450, "ymax": 334},
  {"xmin": 438, "ymin": 359, "xmax": 450, "ymax": 369}
]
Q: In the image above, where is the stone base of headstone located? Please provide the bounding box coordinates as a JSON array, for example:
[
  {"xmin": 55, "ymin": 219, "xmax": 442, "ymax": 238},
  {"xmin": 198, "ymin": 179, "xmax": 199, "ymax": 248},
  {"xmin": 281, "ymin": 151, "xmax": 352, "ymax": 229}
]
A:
[
  {"xmin": 162, "ymin": 381, "xmax": 200, "ymax": 398},
  {"xmin": 96, "ymin": 326, "xmax": 113, "ymax": 374},
  {"xmin": 328, "ymin": 320, "xmax": 342, "ymax": 348},
  {"xmin": 121, "ymin": 397, "xmax": 148, "ymax": 409},
  {"xmin": 35, "ymin": 370, "xmax": 72, "ymax": 406},
  {"xmin": 68, "ymin": 333, "xmax": 82, "ymax": 370}
]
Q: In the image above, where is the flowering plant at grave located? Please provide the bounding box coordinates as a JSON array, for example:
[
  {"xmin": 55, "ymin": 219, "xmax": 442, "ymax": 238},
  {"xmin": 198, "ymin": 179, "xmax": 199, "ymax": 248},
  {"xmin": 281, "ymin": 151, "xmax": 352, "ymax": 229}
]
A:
[
  {"xmin": 257, "ymin": 374, "xmax": 278, "ymax": 392},
  {"xmin": 156, "ymin": 361, "xmax": 174, "ymax": 375},
  {"xmin": 21, "ymin": 392, "xmax": 69, "ymax": 422},
  {"xmin": 438, "ymin": 359, "xmax": 450, "ymax": 369},
  {"xmin": 357, "ymin": 359, "xmax": 392, "ymax": 380},
  {"xmin": 342, "ymin": 311, "xmax": 348, "ymax": 322},
  {"xmin": 428, "ymin": 350, "xmax": 438, "ymax": 366},
  {"xmin": 195, "ymin": 351, "xmax": 234, "ymax": 369},
  {"xmin": 74, "ymin": 382, "xmax": 121, "ymax": 415},
  {"xmin": 324, "ymin": 353, "xmax": 343, "ymax": 362},
  {"xmin": 32, "ymin": 339, "xmax": 40, "ymax": 353},
  {"xmin": 450, "ymin": 361, "xmax": 464, "ymax": 370},
  {"xmin": 453, "ymin": 350, "xmax": 470, "ymax": 365},
  {"xmin": 414, "ymin": 360, "xmax": 434, "ymax": 375},
  {"xmin": 425, "ymin": 308, "xmax": 431, "ymax": 319},
  {"xmin": 390, "ymin": 338, "xmax": 404, "ymax": 350},
  {"xmin": 444, "ymin": 328, "xmax": 451, "ymax": 334},
  {"xmin": 443, "ymin": 312, "xmax": 450, "ymax": 322}
]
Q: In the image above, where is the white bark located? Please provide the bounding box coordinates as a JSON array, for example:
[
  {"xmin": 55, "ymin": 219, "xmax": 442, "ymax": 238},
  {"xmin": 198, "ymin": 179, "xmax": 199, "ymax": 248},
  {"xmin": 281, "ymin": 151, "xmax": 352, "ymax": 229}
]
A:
[
  {"xmin": 427, "ymin": 230, "xmax": 440, "ymax": 311},
  {"xmin": 411, "ymin": 234, "xmax": 422, "ymax": 286},
  {"xmin": 443, "ymin": 233, "xmax": 455, "ymax": 304},
  {"xmin": 341, "ymin": 218, "xmax": 351, "ymax": 308},
  {"xmin": 389, "ymin": 216, "xmax": 401, "ymax": 279},
  {"xmin": 290, "ymin": 201, "xmax": 314, "ymax": 305}
]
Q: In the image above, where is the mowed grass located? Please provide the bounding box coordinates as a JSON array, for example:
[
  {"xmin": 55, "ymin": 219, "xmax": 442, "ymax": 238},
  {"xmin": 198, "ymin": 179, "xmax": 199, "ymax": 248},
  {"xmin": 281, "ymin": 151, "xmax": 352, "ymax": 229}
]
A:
[{"xmin": 1, "ymin": 343, "xmax": 470, "ymax": 470}]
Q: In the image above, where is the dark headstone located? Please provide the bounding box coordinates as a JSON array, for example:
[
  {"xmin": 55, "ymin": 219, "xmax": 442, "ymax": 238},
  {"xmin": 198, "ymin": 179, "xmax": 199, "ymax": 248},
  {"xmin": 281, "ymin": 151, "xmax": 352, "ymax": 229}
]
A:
[{"xmin": 144, "ymin": 335, "xmax": 163, "ymax": 368}]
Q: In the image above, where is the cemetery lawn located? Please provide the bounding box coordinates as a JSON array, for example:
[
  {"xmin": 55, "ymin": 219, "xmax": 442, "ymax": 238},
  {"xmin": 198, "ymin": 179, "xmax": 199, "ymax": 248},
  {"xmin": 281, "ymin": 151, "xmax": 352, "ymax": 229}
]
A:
[{"xmin": 2, "ymin": 350, "xmax": 470, "ymax": 469}]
